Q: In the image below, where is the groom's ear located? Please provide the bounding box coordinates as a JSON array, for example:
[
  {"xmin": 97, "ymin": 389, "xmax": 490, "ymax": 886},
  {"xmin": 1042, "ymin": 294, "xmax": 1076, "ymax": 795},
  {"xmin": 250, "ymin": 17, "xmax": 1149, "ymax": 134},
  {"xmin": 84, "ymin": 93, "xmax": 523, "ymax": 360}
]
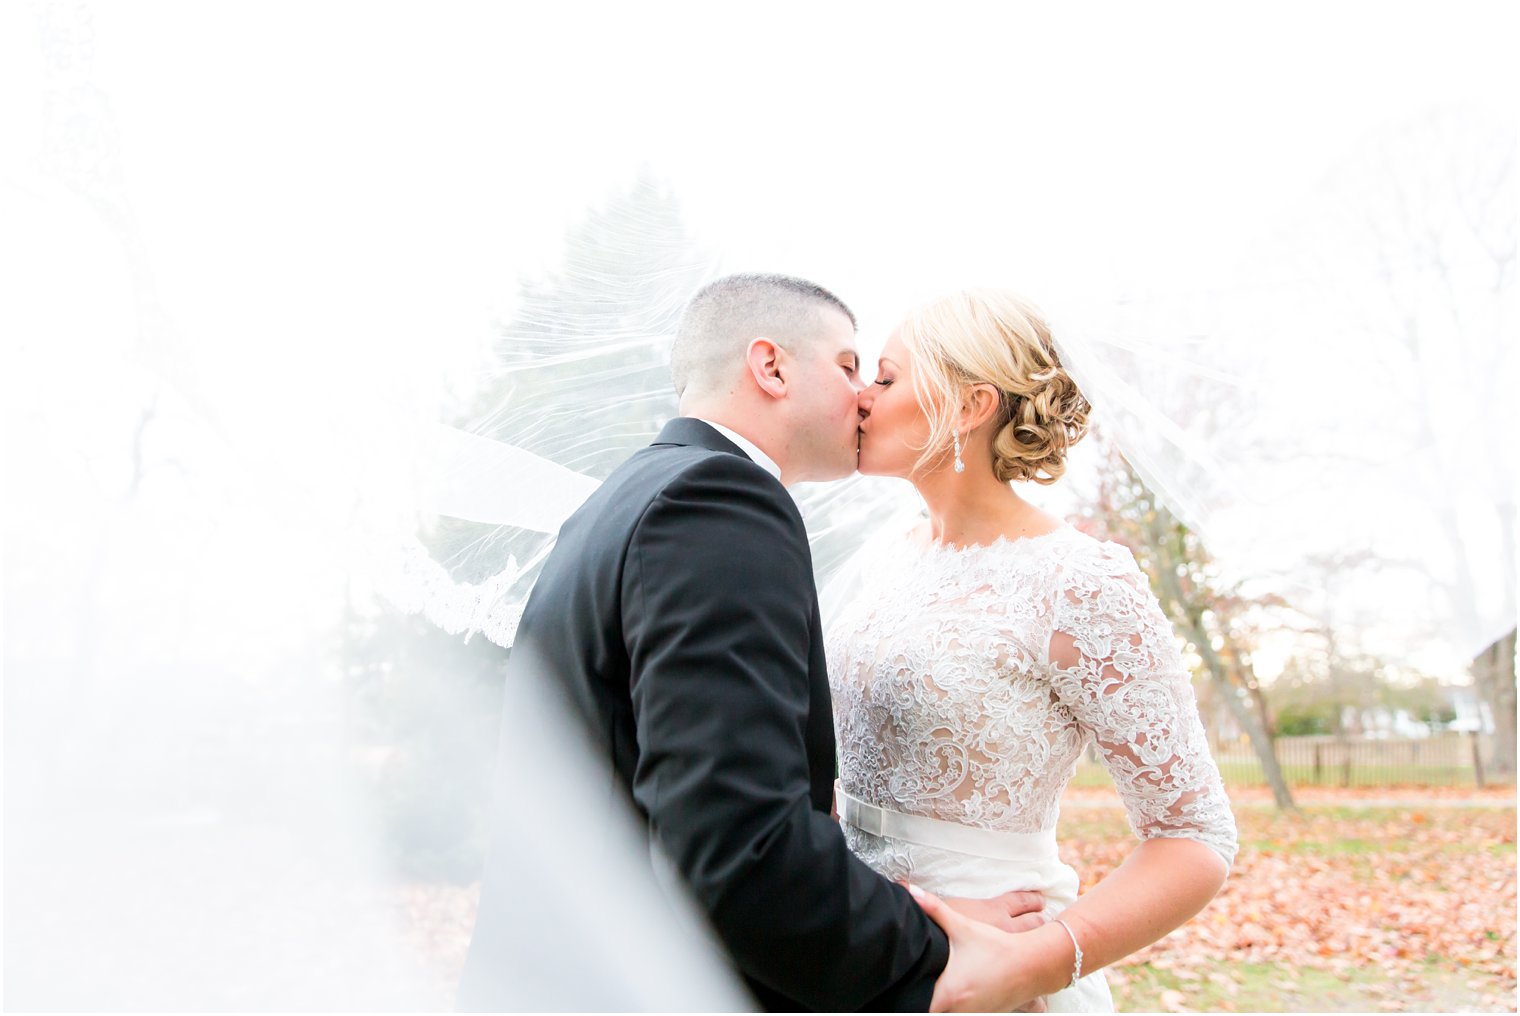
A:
[{"xmin": 746, "ymin": 337, "xmax": 787, "ymax": 400}]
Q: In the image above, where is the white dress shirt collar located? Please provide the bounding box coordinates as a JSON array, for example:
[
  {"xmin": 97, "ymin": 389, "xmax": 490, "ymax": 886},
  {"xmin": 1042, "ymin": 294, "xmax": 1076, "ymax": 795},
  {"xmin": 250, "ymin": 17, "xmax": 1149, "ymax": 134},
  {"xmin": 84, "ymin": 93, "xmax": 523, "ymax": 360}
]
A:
[{"xmin": 692, "ymin": 418, "xmax": 782, "ymax": 483}]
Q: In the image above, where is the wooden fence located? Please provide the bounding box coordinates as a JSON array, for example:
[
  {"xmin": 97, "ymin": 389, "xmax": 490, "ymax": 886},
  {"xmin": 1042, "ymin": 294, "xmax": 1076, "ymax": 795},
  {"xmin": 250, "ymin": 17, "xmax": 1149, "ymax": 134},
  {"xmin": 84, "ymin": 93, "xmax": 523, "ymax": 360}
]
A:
[
  {"xmin": 1077, "ymin": 732, "xmax": 1502, "ymax": 788},
  {"xmin": 1217, "ymin": 732, "xmax": 1499, "ymax": 788}
]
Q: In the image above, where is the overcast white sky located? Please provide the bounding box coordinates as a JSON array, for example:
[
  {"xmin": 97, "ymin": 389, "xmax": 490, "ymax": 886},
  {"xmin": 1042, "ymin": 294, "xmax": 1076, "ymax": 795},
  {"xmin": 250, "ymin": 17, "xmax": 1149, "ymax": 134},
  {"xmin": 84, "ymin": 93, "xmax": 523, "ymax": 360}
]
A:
[{"xmin": 8, "ymin": 2, "xmax": 1515, "ymax": 337}]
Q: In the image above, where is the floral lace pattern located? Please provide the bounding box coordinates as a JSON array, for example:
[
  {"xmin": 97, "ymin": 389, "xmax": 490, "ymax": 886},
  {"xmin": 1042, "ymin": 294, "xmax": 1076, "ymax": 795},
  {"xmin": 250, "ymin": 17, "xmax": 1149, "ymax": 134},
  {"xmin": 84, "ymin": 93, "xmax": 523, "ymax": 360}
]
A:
[{"xmin": 826, "ymin": 525, "xmax": 1237, "ymax": 867}]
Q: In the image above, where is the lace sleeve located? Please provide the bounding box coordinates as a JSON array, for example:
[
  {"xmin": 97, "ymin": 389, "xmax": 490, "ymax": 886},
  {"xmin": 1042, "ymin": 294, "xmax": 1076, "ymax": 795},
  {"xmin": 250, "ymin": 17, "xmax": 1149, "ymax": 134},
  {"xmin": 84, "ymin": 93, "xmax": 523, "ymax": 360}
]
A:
[{"xmin": 1046, "ymin": 541, "xmax": 1238, "ymax": 867}]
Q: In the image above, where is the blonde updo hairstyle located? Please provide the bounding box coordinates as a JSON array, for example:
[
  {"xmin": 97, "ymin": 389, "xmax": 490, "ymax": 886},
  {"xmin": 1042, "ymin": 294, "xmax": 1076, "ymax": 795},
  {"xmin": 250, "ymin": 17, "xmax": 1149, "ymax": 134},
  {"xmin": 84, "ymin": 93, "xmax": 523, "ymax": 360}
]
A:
[{"xmin": 898, "ymin": 289, "xmax": 1091, "ymax": 484}]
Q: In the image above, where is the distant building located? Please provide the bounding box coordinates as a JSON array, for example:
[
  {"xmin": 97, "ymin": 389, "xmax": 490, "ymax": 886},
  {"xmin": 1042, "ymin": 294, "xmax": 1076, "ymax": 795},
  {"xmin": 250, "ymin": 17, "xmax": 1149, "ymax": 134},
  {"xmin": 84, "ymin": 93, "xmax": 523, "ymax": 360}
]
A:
[
  {"xmin": 1446, "ymin": 686, "xmax": 1490, "ymax": 734},
  {"xmin": 1348, "ymin": 705, "xmax": 1436, "ymax": 739}
]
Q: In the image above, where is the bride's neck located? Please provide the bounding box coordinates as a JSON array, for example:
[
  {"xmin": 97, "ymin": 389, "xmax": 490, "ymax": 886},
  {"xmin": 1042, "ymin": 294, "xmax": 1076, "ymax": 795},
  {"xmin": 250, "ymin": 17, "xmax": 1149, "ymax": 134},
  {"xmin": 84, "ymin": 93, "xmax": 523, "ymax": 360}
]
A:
[{"xmin": 911, "ymin": 469, "xmax": 1045, "ymax": 548}]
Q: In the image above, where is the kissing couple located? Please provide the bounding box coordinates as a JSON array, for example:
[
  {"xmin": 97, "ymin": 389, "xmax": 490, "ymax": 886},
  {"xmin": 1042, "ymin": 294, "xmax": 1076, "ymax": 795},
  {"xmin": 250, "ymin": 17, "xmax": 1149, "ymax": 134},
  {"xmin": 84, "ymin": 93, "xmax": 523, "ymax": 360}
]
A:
[{"xmin": 459, "ymin": 274, "xmax": 1237, "ymax": 1012}]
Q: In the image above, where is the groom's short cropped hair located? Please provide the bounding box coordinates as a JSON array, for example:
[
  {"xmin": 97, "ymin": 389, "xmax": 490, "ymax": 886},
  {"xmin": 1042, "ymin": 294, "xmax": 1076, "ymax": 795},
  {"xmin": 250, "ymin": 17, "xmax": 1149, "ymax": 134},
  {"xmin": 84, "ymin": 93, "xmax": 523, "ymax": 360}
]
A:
[{"xmin": 671, "ymin": 273, "xmax": 857, "ymax": 398}]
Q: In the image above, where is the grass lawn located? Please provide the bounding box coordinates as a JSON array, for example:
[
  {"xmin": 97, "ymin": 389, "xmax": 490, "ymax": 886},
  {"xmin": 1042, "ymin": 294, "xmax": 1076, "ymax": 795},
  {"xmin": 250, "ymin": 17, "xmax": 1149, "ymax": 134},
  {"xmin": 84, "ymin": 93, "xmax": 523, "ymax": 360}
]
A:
[{"xmin": 1057, "ymin": 788, "xmax": 1517, "ymax": 1012}]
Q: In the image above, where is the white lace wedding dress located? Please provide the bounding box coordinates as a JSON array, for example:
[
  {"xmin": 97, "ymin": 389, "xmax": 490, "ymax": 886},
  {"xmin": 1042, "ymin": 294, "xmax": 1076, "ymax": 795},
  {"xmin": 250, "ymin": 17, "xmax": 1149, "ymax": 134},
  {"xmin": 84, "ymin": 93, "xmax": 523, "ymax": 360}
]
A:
[{"xmin": 825, "ymin": 523, "xmax": 1238, "ymax": 1012}]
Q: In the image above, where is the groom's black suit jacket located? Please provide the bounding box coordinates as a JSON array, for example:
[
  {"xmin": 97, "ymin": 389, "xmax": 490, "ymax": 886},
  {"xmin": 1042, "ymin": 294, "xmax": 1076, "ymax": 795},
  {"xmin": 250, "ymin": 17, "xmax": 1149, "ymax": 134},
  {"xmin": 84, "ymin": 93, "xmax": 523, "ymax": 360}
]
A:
[{"xmin": 458, "ymin": 418, "xmax": 948, "ymax": 1012}]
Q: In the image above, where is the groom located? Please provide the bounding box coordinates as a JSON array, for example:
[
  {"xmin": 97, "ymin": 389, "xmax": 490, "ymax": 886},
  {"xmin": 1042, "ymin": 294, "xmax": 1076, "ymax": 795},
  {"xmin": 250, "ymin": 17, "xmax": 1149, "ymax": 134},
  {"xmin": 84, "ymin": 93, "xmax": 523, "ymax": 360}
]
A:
[{"xmin": 458, "ymin": 274, "xmax": 1041, "ymax": 1011}]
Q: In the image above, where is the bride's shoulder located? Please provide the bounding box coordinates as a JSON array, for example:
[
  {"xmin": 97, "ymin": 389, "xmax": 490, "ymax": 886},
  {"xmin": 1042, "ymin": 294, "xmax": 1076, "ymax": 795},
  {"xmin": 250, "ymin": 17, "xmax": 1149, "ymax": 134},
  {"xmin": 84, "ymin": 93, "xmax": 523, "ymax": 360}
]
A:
[
  {"xmin": 869, "ymin": 514, "xmax": 926, "ymax": 554},
  {"xmin": 1047, "ymin": 527, "xmax": 1145, "ymax": 581},
  {"xmin": 832, "ymin": 513, "xmax": 922, "ymax": 578}
]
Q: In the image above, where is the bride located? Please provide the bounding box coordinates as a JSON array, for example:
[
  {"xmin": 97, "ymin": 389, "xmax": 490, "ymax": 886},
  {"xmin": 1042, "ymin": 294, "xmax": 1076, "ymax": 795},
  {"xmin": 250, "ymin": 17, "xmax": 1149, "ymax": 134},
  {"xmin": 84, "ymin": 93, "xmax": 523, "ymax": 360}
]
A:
[{"xmin": 827, "ymin": 290, "xmax": 1239, "ymax": 1012}]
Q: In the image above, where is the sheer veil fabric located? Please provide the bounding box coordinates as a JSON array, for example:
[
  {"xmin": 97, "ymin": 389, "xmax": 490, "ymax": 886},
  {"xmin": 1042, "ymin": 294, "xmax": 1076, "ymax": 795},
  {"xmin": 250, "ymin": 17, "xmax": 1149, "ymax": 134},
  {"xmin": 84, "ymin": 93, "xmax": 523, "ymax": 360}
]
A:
[{"xmin": 8, "ymin": 3, "xmax": 1513, "ymax": 1009}]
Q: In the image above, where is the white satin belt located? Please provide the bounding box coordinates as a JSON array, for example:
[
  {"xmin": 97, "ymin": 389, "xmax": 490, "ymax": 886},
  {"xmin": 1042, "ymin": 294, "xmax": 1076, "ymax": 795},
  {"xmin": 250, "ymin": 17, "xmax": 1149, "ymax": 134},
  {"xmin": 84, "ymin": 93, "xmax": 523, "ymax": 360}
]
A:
[{"xmin": 835, "ymin": 782, "xmax": 1060, "ymax": 863}]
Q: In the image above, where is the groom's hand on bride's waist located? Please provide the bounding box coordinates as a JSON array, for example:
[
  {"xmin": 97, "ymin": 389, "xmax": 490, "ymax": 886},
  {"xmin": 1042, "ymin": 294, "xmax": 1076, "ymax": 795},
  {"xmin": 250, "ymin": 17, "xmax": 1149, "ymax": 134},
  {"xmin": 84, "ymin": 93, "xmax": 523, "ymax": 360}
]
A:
[{"xmin": 899, "ymin": 882, "xmax": 1047, "ymax": 933}]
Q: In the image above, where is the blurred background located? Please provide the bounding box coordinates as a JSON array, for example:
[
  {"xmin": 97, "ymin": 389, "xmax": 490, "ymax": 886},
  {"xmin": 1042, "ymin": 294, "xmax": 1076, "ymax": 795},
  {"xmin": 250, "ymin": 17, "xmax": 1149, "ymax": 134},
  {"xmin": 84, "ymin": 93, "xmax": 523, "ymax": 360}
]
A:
[{"xmin": 3, "ymin": 1, "xmax": 1515, "ymax": 1011}]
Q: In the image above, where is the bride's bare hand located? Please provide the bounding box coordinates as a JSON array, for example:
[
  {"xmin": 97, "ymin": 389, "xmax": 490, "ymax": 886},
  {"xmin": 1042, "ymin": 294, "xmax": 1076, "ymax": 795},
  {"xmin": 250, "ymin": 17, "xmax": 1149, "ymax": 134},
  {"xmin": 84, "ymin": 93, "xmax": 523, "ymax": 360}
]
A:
[
  {"xmin": 947, "ymin": 889, "xmax": 1047, "ymax": 933},
  {"xmin": 898, "ymin": 880, "xmax": 1047, "ymax": 933}
]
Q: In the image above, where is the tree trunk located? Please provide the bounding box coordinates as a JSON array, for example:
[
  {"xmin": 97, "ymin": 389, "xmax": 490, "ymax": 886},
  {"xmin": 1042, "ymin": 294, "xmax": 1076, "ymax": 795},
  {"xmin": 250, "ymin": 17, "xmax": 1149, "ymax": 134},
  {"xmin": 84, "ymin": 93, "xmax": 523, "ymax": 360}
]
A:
[
  {"xmin": 1474, "ymin": 628, "xmax": 1517, "ymax": 779},
  {"xmin": 1144, "ymin": 527, "xmax": 1298, "ymax": 811},
  {"xmin": 1236, "ymin": 652, "xmax": 1277, "ymax": 739},
  {"xmin": 1183, "ymin": 616, "xmax": 1298, "ymax": 811}
]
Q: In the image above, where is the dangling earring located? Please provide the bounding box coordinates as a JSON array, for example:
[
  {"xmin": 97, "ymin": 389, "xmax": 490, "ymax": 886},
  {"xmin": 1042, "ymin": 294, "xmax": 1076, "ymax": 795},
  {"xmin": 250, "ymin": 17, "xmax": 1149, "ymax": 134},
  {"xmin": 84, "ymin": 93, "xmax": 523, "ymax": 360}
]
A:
[{"xmin": 953, "ymin": 430, "xmax": 965, "ymax": 473}]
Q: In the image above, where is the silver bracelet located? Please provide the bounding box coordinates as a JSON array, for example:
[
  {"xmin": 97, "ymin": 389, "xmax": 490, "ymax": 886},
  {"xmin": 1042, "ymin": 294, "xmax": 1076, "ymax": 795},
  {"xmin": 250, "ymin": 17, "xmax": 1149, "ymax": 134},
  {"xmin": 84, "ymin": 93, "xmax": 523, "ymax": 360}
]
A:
[{"xmin": 1052, "ymin": 917, "xmax": 1083, "ymax": 988}]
